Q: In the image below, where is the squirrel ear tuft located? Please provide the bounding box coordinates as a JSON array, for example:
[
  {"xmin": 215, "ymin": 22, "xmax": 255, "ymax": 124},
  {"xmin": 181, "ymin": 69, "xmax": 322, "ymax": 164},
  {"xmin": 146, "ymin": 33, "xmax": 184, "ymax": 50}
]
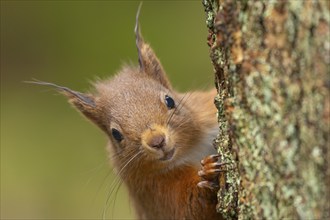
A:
[
  {"xmin": 135, "ymin": 4, "xmax": 172, "ymax": 89},
  {"xmin": 26, "ymin": 80, "xmax": 108, "ymax": 133}
]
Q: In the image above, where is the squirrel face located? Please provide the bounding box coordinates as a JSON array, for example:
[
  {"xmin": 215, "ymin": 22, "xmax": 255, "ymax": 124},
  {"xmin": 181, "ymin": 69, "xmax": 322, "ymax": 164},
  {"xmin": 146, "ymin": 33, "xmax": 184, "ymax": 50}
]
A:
[{"xmin": 91, "ymin": 65, "xmax": 202, "ymax": 173}]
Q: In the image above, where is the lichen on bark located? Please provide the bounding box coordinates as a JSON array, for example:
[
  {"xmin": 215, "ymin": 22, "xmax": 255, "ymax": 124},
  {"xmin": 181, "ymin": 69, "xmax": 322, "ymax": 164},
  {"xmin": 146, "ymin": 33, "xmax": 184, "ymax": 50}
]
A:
[{"xmin": 203, "ymin": 0, "xmax": 329, "ymax": 219}]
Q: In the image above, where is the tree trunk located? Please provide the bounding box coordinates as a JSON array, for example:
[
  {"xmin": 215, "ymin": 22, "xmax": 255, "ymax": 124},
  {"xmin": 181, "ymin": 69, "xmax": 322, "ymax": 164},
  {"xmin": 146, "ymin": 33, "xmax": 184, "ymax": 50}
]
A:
[{"xmin": 203, "ymin": 0, "xmax": 330, "ymax": 219}]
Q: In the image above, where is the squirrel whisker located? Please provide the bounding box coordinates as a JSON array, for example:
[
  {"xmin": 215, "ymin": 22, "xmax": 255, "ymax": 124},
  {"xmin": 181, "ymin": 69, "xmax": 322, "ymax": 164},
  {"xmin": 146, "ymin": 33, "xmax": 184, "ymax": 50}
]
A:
[
  {"xmin": 167, "ymin": 91, "xmax": 195, "ymax": 127},
  {"xmin": 167, "ymin": 92, "xmax": 190, "ymax": 126},
  {"xmin": 103, "ymin": 150, "xmax": 143, "ymax": 219},
  {"xmin": 166, "ymin": 94, "xmax": 186, "ymax": 126}
]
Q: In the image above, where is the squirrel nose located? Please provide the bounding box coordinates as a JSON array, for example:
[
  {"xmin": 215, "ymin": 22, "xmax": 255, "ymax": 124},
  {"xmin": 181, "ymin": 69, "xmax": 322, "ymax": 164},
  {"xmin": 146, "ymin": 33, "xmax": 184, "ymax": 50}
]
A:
[{"xmin": 148, "ymin": 135, "xmax": 165, "ymax": 149}]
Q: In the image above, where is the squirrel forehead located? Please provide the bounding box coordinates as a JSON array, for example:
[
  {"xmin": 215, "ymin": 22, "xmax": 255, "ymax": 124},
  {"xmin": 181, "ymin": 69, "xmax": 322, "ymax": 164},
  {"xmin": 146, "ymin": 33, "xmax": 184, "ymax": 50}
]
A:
[
  {"xmin": 95, "ymin": 66, "xmax": 170, "ymax": 96},
  {"xmin": 94, "ymin": 69, "xmax": 170, "ymax": 122},
  {"xmin": 95, "ymin": 76, "xmax": 168, "ymax": 102}
]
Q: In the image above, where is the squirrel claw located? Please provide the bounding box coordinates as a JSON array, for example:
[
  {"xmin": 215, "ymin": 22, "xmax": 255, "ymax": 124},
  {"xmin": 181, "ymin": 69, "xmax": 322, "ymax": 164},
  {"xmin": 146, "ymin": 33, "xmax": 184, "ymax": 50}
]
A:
[
  {"xmin": 197, "ymin": 180, "xmax": 219, "ymax": 190},
  {"xmin": 198, "ymin": 154, "xmax": 225, "ymax": 190},
  {"xmin": 200, "ymin": 154, "xmax": 220, "ymax": 166}
]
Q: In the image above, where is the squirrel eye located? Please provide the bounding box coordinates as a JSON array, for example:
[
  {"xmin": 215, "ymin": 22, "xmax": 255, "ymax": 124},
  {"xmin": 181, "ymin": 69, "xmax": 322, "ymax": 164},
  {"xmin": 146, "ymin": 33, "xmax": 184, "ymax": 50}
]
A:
[
  {"xmin": 165, "ymin": 95, "xmax": 175, "ymax": 109},
  {"xmin": 111, "ymin": 128, "xmax": 124, "ymax": 142}
]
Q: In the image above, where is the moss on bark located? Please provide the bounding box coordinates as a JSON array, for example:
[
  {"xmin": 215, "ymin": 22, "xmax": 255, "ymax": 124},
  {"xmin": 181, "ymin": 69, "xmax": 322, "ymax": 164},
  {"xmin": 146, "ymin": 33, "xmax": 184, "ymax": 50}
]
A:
[{"xmin": 203, "ymin": 0, "xmax": 330, "ymax": 219}]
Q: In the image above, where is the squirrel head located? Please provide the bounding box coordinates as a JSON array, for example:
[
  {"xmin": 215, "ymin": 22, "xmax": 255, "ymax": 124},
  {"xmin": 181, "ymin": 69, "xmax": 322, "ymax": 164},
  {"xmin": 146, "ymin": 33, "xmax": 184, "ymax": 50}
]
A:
[
  {"xmin": 29, "ymin": 7, "xmax": 203, "ymax": 174},
  {"xmin": 92, "ymin": 63, "xmax": 202, "ymax": 174}
]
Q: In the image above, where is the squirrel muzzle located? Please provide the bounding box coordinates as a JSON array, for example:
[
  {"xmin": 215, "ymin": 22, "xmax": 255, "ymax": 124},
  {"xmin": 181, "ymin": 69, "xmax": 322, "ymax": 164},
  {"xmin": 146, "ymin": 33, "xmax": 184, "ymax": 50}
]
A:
[{"xmin": 141, "ymin": 124, "xmax": 175, "ymax": 161}]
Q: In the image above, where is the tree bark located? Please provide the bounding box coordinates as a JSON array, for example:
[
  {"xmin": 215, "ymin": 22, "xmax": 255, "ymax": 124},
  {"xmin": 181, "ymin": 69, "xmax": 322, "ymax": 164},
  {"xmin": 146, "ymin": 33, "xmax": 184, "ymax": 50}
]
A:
[{"xmin": 203, "ymin": 0, "xmax": 330, "ymax": 219}]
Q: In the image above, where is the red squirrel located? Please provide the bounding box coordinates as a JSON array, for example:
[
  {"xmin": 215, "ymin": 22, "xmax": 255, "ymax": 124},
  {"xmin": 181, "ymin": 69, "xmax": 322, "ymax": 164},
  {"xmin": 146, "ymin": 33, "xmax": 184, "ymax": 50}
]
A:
[{"xmin": 30, "ymin": 5, "xmax": 224, "ymax": 220}]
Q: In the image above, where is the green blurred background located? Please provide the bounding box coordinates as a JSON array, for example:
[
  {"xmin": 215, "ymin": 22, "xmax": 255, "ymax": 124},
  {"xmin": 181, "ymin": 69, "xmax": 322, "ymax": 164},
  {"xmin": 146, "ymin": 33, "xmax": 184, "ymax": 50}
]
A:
[{"xmin": 1, "ymin": 1, "xmax": 213, "ymax": 219}]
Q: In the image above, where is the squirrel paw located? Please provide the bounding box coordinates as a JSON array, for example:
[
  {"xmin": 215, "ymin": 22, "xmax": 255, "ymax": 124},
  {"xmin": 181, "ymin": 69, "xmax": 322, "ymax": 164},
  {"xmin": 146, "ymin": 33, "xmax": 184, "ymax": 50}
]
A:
[{"xmin": 197, "ymin": 154, "xmax": 226, "ymax": 191}]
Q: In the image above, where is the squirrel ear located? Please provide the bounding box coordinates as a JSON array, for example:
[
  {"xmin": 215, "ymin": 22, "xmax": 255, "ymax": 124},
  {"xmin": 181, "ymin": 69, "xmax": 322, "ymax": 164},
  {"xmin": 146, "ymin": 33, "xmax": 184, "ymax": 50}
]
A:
[
  {"xmin": 26, "ymin": 80, "xmax": 108, "ymax": 133},
  {"xmin": 135, "ymin": 4, "xmax": 172, "ymax": 89}
]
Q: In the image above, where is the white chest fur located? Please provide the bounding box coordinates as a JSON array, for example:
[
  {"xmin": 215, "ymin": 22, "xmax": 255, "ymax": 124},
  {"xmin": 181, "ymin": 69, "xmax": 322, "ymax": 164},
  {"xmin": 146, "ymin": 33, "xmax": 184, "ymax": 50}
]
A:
[{"xmin": 172, "ymin": 126, "xmax": 219, "ymax": 169}]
